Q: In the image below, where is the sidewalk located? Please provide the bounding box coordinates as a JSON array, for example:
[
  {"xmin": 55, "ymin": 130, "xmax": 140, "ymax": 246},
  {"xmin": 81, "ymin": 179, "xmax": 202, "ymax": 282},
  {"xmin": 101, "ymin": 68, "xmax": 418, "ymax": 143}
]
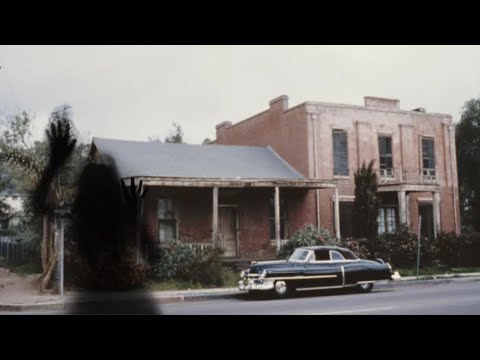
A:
[{"xmin": 1, "ymin": 272, "xmax": 480, "ymax": 312}]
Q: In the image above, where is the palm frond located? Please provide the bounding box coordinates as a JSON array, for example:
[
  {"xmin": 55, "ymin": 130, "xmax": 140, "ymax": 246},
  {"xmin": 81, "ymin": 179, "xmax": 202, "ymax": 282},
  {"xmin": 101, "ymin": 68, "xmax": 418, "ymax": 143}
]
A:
[{"xmin": 0, "ymin": 148, "xmax": 44, "ymax": 182}]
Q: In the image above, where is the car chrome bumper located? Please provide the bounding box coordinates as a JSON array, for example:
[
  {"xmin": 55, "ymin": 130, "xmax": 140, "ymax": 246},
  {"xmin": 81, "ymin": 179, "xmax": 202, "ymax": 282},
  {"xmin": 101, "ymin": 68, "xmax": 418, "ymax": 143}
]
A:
[
  {"xmin": 391, "ymin": 271, "xmax": 401, "ymax": 280},
  {"xmin": 238, "ymin": 278, "xmax": 275, "ymax": 291}
]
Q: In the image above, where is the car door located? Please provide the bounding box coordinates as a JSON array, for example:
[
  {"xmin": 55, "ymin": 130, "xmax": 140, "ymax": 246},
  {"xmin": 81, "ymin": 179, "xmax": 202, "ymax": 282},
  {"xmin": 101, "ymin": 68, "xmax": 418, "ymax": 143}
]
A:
[
  {"xmin": 301, "ymin": 250, "xmax": 341, "ymax": 289},
  {"xmin": 340, "ymin": 257, "xmax": 369, "ymax": 285}
]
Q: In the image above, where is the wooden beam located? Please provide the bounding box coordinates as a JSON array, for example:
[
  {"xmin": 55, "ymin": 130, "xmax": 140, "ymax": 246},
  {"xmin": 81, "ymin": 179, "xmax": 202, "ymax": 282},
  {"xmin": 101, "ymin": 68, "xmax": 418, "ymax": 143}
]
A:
[
  {"xmin": 433, "ymin": 191, "xmax": 441, "ymax": 238},
  {"xmin": 334, "ymin": 187, "xmax": 340, "ymax": 240},
  {"xmin": 398, "ymin": 190, "xmax": 407, "ymax": 225},
  {"xmin": 212, "ymin": 187, "xmax": 218, "ymax": 245},
  {"xmin": 137, "ymin": 177, "xmax": 337, "ymax": 189}
]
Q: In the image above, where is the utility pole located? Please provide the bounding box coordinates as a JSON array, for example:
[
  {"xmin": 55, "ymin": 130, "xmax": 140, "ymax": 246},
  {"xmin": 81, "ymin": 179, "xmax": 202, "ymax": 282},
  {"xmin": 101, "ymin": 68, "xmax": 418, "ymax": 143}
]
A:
[
  {"xmin": 55, "ymin": 209, "xmax": 65, "ymax": 297},
  {"xmin": 417, "ymin": 215, "xmax": 422, "ymax": 280}
]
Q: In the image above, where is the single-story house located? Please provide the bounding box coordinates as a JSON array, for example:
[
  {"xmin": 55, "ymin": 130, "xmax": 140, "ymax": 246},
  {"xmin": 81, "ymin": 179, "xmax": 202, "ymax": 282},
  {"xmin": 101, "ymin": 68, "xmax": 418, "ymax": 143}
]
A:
[{"xmin": 88, "ymin": 138, "xmax": 336, "ymax": 260}]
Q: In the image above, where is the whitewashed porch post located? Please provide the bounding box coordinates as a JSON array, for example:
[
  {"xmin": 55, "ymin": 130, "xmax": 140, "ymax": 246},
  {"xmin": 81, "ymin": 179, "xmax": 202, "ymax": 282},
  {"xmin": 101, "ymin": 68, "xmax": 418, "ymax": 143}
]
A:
[
  {"xmin": 212, "ymin": 187, "xmax": 218, "ymax": 246},
  {"xmin": 334, "ymin": 187, "xmax": 340, "ymax": 240},
  {"xmin": 275, "ymin": 186, "xmax": 281, "ymax": 253},
  {"xmin": 433, "ymin": 191, "xmax": 441, "ymax": 238},
  {"xmin": 398, "ymin": 190, "xmax": 407, "ymax": 226}
]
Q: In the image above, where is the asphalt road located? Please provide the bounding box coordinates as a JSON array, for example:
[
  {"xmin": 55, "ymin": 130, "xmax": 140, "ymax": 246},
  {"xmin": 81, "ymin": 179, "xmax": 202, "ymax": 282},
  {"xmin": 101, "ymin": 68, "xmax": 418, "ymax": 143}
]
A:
[
  {"xmin": 161, "ymin": 280, "xmax": 480, "ymax": 315},
  {"xmin": 2, "ymin": 280, "xmax": 480, "ymax": 314}
]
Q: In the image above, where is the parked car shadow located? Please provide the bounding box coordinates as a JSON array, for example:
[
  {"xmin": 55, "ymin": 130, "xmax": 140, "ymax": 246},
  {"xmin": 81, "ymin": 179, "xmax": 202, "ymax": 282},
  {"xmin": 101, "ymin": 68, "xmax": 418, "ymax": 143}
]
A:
[{"xmin": 241, "ymin": 286, "xmax": 393, "ymax": 301}]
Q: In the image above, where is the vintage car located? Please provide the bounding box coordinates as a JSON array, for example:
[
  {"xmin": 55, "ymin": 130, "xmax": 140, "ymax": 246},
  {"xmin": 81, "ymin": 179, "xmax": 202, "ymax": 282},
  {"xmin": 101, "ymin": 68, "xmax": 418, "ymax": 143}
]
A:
[{"xmin": 239, "ymin": 245, "xmax": 396, "ymax": 297}]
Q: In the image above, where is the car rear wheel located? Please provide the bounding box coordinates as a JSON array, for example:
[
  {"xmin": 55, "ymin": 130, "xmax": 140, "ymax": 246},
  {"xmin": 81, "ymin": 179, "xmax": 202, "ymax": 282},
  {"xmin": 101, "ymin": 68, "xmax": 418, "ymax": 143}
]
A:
[
  {"xmin": 273, "ymin": 281, "xmax": 292, "ymax": 298},
  {"xmin": 356, "ymin": 283, "xmax": 373, "ymax": 293}
]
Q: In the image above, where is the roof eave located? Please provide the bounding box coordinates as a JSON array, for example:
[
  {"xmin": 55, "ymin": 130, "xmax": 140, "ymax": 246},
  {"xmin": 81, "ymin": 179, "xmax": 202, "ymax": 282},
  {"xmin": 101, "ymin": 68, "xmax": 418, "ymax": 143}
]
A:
[{"xmin": 134, "ymin": 176, "xmax": 336, "ymax": 189}]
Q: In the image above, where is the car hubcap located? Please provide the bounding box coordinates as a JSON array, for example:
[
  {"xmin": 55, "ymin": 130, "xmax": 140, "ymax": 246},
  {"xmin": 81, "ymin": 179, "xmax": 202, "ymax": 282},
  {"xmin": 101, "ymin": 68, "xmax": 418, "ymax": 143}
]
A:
[
  {"xmin": 360, "ymin": 283, "xmax": 370, "ymax": 289},
  {"xmin": 275, "ymin": 281, "xmax": 287, "ymax": 295}
]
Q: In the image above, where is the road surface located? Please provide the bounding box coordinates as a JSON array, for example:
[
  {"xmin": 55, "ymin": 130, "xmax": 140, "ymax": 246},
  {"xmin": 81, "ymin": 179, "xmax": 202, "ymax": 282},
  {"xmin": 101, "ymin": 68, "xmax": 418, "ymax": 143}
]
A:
[
  {"xmin": 2, "ymin": 280, "xmax": 480, "ymax": 314},
  {"xmin": 161, "ymin": 281, "xmax": 480, "ymax": 315}
]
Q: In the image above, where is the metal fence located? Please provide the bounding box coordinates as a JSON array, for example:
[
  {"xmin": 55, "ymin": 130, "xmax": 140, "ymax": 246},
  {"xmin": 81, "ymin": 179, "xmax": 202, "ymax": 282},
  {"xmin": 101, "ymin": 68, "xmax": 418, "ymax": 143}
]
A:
[{"xmin": 0, "ymin": 239, "xmax": 29, "ymax": 265}]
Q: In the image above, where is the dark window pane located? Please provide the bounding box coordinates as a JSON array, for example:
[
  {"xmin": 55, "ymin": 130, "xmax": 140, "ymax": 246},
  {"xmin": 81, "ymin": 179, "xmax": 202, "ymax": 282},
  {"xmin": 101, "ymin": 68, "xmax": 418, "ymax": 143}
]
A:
[
  {"xmin": 270, "ymin": 218, "xmax": 285, "ymax": 239},
  {"xmin": 158, "ymin": 199, "xmax": 175, "ymax": 219},
  {"xmin": 386, "ymin": 157, "xmax": 393, "ymax": 169},
  {"xmin": 333, "ymin": 131, "xmax": 349, "ymax": 176},
  {"xmin": 378, "ymin": 137, "xmax": 393, "ymax": 172},
  {"xmin": 339, "ymin": 201, "xmax": 353, "ymax": 238},
  {"xmin": 159, "ymin": 220, "xmax": 176, "ymax": 242},
  {"xmin": 422, "ymin": 138, "xmax": 435, "ymax": 169}
]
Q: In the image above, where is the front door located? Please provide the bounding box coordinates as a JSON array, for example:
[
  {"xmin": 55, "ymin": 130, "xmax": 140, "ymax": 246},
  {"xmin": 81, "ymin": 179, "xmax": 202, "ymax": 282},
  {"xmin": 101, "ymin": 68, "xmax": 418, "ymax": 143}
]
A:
[
  {"xmin": 218, "ymin": 206, "xmax": 237, "ymax": 257},
  {"xmin": 419, "ymin": 203, "xmax": 434, "ymax": 240}
]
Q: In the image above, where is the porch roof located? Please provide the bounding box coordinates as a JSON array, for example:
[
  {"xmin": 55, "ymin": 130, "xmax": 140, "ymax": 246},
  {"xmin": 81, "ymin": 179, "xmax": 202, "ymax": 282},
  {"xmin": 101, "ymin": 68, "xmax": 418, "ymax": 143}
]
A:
[
  {"xmin": 134, "ymin": 176, "xmax": 337, "ymax": 189},
  {"xmin": 92, "ymin": 137, "xmax": 305, "ymax": 180}
]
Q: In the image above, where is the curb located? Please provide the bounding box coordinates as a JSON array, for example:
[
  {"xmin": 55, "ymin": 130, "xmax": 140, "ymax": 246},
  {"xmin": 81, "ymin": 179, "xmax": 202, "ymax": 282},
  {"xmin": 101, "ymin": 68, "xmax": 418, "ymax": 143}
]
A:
[
  {"xmin": 2, "ymin": 275, "xmax": 480, "ymax": 311},
  {"xmin": 0, "ymin": 302, "xmax": 65, "ymax": 312}
]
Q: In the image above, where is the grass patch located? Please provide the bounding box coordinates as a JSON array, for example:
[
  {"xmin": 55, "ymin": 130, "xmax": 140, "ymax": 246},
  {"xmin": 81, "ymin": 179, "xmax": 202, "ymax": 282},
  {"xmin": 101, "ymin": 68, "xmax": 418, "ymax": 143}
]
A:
[
  {"xmin": 1, "ymin": 257, "xmax": 42, "ymax": 275},
  {"xmin": 12, "ymin": 262, "xmax": 42, "ymax": 275},
  {"xmin": 398, "ymin": 266, "xmax": 480, "ymax": 277},
  {"xmin": 147, "ymin": 268, "xmax": 240, "ymax": 291},
  {"xmin": 147, "ymin": 279, "xmax": 205, "ymax": 291},
  {"xmin": 0, "ymin": 256, "xmax": 8, "ymax": 268}
]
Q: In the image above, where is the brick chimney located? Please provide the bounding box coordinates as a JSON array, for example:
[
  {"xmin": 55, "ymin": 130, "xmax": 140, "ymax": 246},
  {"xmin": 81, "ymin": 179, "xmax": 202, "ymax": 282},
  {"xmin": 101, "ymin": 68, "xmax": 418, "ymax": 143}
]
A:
[
  {"xmin": 364, "ymin": 96, "xmax": 400, "ymax": 110},
  {"xmin": 215, "ymin": 121, "xmax": 232, "ymax": 142},
  {"xmin": 269, "ymin": 95, "xmax": 289, "ymax": 112}
]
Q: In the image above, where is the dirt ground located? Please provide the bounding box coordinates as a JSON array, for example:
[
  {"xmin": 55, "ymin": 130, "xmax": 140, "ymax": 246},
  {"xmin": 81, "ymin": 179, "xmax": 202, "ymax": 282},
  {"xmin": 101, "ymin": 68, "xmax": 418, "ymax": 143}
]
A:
[{"xmin": 0, "ymin": 267, "xmax": 57, "ymax": 304}]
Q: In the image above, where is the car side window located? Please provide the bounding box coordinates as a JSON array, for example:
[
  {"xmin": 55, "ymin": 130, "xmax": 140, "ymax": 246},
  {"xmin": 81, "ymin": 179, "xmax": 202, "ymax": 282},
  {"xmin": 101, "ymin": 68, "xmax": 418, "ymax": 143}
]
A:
[
  {"xmin": 330, "ymin": 251, "xmax": 345, "ymax": 261},
  {"xmin": 314, "ymin": 249, "xmax": 330, "ymax": 261},
  {"xmin": 340, "ymin": 249, "xmax": 358, "ymax": 260}
]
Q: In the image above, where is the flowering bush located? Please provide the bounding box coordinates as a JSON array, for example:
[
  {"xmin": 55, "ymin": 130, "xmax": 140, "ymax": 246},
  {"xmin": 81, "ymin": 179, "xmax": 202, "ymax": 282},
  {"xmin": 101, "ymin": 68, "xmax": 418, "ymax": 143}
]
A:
[
  {"xmin": 374, "ymin": 225, "xmax": 424, "ymax": 268},
  {"xmin": 151, "ymin": 241, "xmax": 232, "ymax": 286},
  {"xmin": 433, "ymin": 231, "xmax": 480, "ymax": 267},
  {"xmin": 278, "ymin": 224, "xmax": 336, "ymax": 259},
  {"xmin": 339, "ymin": 238, "xmax": 372, "ymax": 259}
]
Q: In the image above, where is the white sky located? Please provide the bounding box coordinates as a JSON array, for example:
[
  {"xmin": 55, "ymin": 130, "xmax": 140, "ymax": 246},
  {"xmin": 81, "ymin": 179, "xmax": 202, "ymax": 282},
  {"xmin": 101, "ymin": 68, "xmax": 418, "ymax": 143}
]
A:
[{"xmin": 1, "ymin": 45, "xmax": 480, "ymax": 145}]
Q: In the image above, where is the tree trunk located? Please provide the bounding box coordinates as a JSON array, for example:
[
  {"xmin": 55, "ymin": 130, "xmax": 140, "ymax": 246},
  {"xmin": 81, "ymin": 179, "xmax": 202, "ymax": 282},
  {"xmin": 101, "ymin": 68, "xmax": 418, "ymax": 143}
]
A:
[{"xmin": 38, "ymin": 213, "xmax": 58, "ymax": 293}]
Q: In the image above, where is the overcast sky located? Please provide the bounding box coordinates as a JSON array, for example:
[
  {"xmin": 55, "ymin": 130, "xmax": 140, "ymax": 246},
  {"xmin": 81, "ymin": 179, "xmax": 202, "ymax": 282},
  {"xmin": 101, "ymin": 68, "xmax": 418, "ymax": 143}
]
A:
[{"xmin": 1, "ymin": 45, "xmax": 479, "ymax": 145}]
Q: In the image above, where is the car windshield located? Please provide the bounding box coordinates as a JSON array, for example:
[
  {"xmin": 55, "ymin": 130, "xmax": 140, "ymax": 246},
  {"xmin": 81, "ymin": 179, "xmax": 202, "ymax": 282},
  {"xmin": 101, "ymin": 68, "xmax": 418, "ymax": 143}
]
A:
[{"xmin": 289, "ymin": 249, "xmax": 310, "ymax": 262}]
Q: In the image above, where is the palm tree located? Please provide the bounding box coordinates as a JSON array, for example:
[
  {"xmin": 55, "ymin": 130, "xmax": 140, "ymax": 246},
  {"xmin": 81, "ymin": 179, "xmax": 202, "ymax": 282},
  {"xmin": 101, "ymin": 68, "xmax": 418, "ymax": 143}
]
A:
[{"xmin": 0, "ymin": 105, "xmax": 76, "ymax": 292}]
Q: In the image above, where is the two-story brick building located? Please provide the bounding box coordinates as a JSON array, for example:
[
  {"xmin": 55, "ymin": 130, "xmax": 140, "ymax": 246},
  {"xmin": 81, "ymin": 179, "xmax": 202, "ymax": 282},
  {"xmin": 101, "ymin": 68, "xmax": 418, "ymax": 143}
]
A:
[
  {"xmin": 216, "ymin": 95, "xmax": 461, "ymax": 245},
  {"xmin": 89, "ymin": 95, "xmax": 460, "ymax": 261}
]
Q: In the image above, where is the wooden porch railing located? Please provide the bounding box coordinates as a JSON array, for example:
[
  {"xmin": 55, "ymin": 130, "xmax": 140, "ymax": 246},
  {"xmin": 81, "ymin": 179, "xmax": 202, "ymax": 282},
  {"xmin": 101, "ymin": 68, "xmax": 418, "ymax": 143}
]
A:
[{"xmin": 183, "ymin": 242, "xmax": 214, "ymax": 256}]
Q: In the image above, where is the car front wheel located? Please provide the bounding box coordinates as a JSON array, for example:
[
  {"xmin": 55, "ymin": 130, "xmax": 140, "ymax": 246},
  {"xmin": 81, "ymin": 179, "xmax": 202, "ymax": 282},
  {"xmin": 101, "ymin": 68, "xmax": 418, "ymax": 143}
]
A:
[{"xmin": 356, "ymin": 283, "xmax": 373, "ymax": 293}]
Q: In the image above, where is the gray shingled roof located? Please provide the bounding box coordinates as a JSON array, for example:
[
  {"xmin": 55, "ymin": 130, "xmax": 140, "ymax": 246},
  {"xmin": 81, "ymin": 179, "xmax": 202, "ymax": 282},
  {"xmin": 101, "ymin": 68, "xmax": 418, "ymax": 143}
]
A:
[{"xmin": 92, "ymin": 137, "xmax": 304, "ymax": 180}]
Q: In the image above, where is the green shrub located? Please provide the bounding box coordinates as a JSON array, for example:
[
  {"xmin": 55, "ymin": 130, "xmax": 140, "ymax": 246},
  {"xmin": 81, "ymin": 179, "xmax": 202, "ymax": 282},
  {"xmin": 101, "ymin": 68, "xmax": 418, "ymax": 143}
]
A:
[
  {"xmin": 152, "ymin": 241, "xmax": 194, "ymax": 281},
  {"xmin": 461, "ymin": 232, "xmax": 480, "ymax": 266},
  {"xmin": 374, "ymin": 225, "xmax": 421, "ymax": 268},
  {"xmin": 187, "ymin": 247, "xmax": 228, "ymax": 287},
  {"xmin": 431, "ymin": 231, "xmax": 480, "ymax": 267},
  {"xmin": 151, "ymin": 242, "xmax": 232, "ymax": 287},
  {"xmin": 278, "ymin": 224, "xmax": 336, "ymax": 259},
  {"xmin": 433, "ymin": 232, "xmax": 462, "ymax": 267}
]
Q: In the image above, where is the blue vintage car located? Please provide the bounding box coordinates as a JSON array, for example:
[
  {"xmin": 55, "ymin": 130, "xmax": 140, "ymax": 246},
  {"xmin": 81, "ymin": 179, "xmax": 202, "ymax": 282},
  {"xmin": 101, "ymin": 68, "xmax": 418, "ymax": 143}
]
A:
[{"xmin": 239, "ymin": 246, "xmax": 397, "ymax": 297}]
